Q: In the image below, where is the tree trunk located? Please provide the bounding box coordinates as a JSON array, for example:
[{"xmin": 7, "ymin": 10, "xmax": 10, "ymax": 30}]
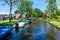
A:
[{"xmin": 9, "ymin": 0, "xmax": 12, "ymax": 22}]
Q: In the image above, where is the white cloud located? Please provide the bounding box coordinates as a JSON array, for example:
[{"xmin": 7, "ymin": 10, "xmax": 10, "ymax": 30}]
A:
[
  {"xmin": 57, "ymin": 3, "xmax": 60, "ymax": 9},
  {"xmin": 0, "ymin": 11, "xmax": 9, "ymax": 15},
  {"xmin": 0, "ymin": 11, "xmax": 15, "ymax": 15},
  {"xmin": 58, "ymin": 6, "xmax": 60, "ymax": 9}
]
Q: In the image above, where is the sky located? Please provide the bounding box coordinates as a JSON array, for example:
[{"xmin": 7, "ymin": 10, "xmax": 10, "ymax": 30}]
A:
[{"xmin": 0, "ymin": 0, "xmax": 60, "ymax": 14}]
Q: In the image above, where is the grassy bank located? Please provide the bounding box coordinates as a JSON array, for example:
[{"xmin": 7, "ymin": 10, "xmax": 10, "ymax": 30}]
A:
[
  {"xmin": 18, "ymin": 18, "xmax": 26, "ymax": 22},
  {"xmin": 0, "ymin": 18, "xmax": 26, "ymax": 26},
  {"xmin": 49, "ymin": 21, "xmax": 60, "ymax": 28},
  {"xmin": 0, "ymin": 22, "xmax": 16, "ymax": 26},
  {"xmin": 43, "ymin": 18, "xmax": 60, "ymax": 29}
]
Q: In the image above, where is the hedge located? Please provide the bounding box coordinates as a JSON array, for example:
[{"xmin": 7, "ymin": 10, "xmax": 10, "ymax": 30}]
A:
[{"xmin": 0, "ymin": 22, "xmax": 16, "ymax": 26}]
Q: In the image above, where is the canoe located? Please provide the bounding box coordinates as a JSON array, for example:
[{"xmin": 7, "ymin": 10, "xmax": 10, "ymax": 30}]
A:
[
  {"xmin": 13, "ymin": 22, "xmax": 26, "ymax": 28},
  {"xmin": 0, "ymin": 26, "xmax": 12, "ymax": 39},
  {"xmin": 26, "ymin": 18, "xmax": 32, "ymax": 24}
]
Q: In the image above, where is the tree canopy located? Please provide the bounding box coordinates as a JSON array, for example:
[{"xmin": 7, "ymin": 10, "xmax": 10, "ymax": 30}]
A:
[
  {"xmin": 0, "ymin": 0, "xmax": 19, "ymax": 22},
  {"xmin": 46, "ymin": 0, "xmax": 57, "ymax": 18}
]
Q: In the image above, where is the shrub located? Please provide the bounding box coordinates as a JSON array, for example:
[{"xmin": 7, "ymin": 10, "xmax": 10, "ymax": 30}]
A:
[
  {"xmin": 19, "ymin": 18, "xmax": 26, "ymax": 22},
  {"xmin": 51, "ymin": 18, "xmax": 55, "ymax": 21},
  {"xmin": 55, "ymin": 16, "xmax": 60, "ymax": 19},
  {"xmin": 46, "ymin": 18, "xmax": 55, "ymax": 21},
  {"xmin": 0, "ymin": 22, "xmax": 16, "ymax": 26}
]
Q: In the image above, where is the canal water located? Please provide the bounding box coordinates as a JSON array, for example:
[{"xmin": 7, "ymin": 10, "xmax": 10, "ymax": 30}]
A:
[{"xmin": 3, "ymin": 20, "xmax": 60, "ymax": 40}]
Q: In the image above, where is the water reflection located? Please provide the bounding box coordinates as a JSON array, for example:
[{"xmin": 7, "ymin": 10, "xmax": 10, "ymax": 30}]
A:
[
  {"xmin": 43, "ymin": 21, "xmax": 47, "ymax": 33},
  {"xmin": 48, "ymin": 25, "xmax": 56, "ymax": 40},
  {"xmin": 20, "ymin": 24, "xmax": 33, "ymax": 40},
  {"xmin": 3, "ymin": 19, "xmax": 60, "ymax": 40},
  {"xmin": 20, "ymin": 19, "xmax": 40, "ymax": 40}
]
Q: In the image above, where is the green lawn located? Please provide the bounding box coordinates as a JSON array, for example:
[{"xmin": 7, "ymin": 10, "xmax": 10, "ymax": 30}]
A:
[
  {"xmin": 18, "ymin": 18, "xmax": 26, "ymax": 22},
  {"xmin": 0, "ymin": 22, "xmax": 16, "ymax": 26},
  {"xmin": 0, "ymin": 18, "xmax": 26, "ymax": 26},
  {"xmin": 43, "ymin": 18, "xmax": 60, "ymax": 28},
  {"xmin": 49, "ymin": 21, "xmax": 60, "ymax": 28}
]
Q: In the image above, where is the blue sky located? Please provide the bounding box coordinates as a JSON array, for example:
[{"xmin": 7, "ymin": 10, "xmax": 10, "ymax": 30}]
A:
[{"xmin": 0, "ymin": 0, "xmax": 60, "ymax": 14}]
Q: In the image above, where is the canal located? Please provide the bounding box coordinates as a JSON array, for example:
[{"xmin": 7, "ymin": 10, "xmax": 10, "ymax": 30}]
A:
[{"xmin": 3, "ymin": 19, "xmax": 60, "ymax": 40}]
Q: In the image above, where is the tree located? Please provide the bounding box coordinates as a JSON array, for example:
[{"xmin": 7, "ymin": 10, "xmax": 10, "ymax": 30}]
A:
[
  {"xmin": 56, "ymin": 9, "xmax": 60, "ymax": 16},
  {"xmin": 14, "ymin": 9, "xmax": 20, "ymax": 14},
  {"xmin": 17, "ymin": 0, "xmax": 25, "ymax": 15},
  {"xmin": 25, "ymin": 0, "xmax": 33, "ymax": 17},
  {"xmin": 46, "ymin": 0, "xmax": 57, "ymax": 18},
  {"xmin": 14, "ymin": 0, "xmax": 33, "ymax": 18},
  {"xmin": 0, "ymin": 0, "xmax": 19, "ymax": 22},
  {"xmin": 34, "ymin": 8, "xmax": 43, "ymax": 17},
  {"xmin": 30, "ymin": 8, "xmax": 43, "ymax": 18},
  {"xmin": 43, "ymin": 10, "xmax": 48, "ymax": 19}
]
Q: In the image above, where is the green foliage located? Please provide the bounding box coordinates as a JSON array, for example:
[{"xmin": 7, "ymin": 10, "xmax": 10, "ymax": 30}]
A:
[
  {"xmin": 14, "ymin": 0, "xmax": 33, "ymax": 17},
  {"xmin": 24, "ymin": 0, "xmax": 33, "ymax": 17},
  {"xmin": 14, "ymin": 9, "xmax": 21, "ymax": 14},
  {"xmin": 56, "ymin": 9, "xmax": 60, "ymax": 16},
  {"xmin": 55, "ymin": 16, "xmax": 60, "ymax": 19},
  {"xmin": 19, "ymin": 18, "xmax": 26, "ymax": 22},
  {"xmin": 49, "ymin": 21, "xmax": 60, "ymax": 27},
  {"xmin": 43, "ymin": 18, "xmax": 55, "ymax": 21},
  {"xmin": 17, "ymin": 0, "xmax": 25, "ymax": 15},
  {"xmin": 46, "ymin": 0, "xmax": 57, "ymax": 18},
  {"xmin": 31, "ymin": 8, "xmax": 43, "ymax": 17},
  {"xmin": 0, "ymin": 22, "xmax": 16, "ymax": 26},
  {"xmin": 0, "ymin": 0, "xmax": 19, "ymax": 22},
  {"xmin": 14, "ymin": 0, "xmax": 43, "ymax": 18},
  {"xmin": 34, "ymin": 8, "xmax": 43, "ymax": 16}
]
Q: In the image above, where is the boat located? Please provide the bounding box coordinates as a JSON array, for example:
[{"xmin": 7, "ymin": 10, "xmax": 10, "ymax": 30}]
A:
[
  {"xmin": 13, "ymin": 22, "xmax": 26, "ymax": 28},
  {"xmin": 26, "ymin": 18, "xmax": 32, "ymax": 24},
  {"xmin": 0, "ymin": 26, "xmax": 13, "ymax": 39}
]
